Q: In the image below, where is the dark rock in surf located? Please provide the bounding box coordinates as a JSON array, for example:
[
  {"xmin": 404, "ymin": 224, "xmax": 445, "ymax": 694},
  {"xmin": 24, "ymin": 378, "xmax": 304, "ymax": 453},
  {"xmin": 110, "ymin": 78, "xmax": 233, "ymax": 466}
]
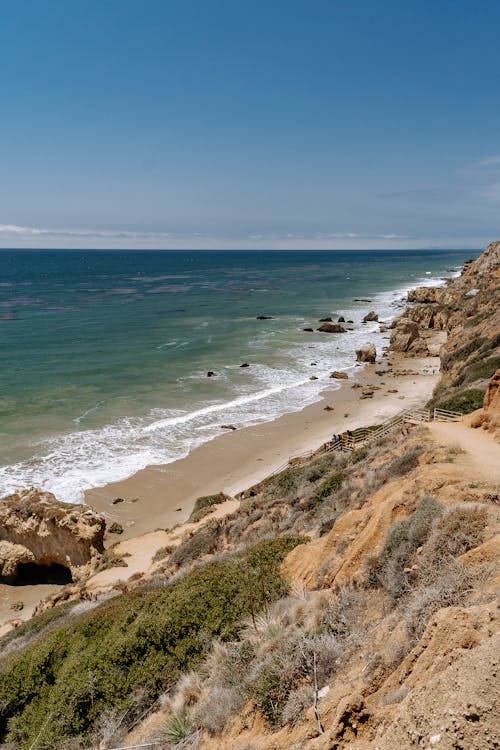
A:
[{"xmin": 317, "ymin": 323, "xmax": 347, "ymax": 333}]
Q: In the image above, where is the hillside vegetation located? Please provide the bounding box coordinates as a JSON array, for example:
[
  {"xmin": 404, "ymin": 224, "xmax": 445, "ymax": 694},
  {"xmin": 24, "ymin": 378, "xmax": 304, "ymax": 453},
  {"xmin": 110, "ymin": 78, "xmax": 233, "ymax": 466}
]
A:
[{"xmin": 0, "ymin": 242, "xmax": 499, "ymax": 750}]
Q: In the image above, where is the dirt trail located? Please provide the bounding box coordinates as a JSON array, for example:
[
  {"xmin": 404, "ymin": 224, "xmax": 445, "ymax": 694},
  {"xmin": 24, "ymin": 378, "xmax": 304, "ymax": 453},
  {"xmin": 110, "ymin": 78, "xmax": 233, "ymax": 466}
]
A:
[{"xmin": 427, "ymin": 420, "xmax": 500, "ymax": 484}]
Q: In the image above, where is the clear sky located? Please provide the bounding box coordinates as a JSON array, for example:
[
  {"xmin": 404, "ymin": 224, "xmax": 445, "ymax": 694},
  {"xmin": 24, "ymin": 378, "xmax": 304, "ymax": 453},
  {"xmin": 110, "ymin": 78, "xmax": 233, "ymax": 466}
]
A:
[{"xmin": 1, "ymin": 0, "xmax": 499, "ymax": 249}]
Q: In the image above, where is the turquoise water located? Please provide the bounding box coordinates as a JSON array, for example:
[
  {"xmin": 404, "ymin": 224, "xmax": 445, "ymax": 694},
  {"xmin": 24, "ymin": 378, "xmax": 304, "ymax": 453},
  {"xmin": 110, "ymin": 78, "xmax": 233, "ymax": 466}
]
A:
[{"xmin": 0, "ymin": 249, "xmax": 474, "ymax": 501}]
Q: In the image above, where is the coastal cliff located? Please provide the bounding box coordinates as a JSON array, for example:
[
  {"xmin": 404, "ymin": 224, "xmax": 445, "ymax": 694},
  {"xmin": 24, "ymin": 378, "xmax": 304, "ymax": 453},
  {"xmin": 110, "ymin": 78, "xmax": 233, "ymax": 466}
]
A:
[
  {"xmin": 391, "ymin": 240, "xmax": 500, "ymax": 415},
  {"xmin": 0, "ymin": 242, "xmax": 498, "ymax": 750},
  {"xmin": 0, "ymin": 489, "xmax": 105, "ymax": 583}
]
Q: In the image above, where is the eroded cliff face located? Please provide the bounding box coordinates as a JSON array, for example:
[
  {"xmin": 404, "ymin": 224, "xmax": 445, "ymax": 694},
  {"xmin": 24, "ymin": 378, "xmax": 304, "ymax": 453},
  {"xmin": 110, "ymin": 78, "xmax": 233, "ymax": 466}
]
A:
[
  {"xmin": 390, "ymin": 241, "xmax": 500, "ymax": 415},
  {"xmin": 0, "ymin": 489, "xmax": 105, "ymax": 583}
]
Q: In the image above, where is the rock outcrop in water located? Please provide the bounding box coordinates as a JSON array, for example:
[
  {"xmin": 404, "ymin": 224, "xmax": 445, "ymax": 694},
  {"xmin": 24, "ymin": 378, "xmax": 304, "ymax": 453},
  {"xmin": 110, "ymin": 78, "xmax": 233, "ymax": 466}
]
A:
[
  {"xmin": 317, "ymin": 322, "xmax": 347, "ymax": 333},
  {"xmin": 0, "ymin": 489, "xmax": 105, "ymax": 583}
]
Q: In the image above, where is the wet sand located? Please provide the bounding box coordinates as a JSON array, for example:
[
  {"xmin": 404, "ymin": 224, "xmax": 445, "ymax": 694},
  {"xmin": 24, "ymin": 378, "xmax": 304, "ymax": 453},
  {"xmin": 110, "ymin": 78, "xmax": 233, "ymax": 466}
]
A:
[
  {"xmin": 0, "ymin": 349, "xmax": 440, "ymax": 635},
  {"xmin": 85, "ymin": 351, "xmax": 440, "ymax": 541}
]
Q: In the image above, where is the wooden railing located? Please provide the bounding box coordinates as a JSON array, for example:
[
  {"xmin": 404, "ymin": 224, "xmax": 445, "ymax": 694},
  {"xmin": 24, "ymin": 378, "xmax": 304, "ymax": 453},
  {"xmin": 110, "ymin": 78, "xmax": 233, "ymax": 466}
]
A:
[
  {"xmin": 241, "ymin": 405, "xmax": 463, "ymax": 495},
  {"xmin": 433, "ymin": 408, "xmax": 463, "ymax": 422}
]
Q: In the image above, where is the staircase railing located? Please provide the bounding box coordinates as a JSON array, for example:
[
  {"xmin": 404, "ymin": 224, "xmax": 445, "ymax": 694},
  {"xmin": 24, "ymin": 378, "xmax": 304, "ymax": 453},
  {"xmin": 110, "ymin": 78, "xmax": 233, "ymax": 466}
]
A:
[
  {"xmin": 242, "ymin": 404, "xmax": 463, "ymax": 495},
  {"xmin": 433, "ymin": 408, "xmax": 463, "ymax": 422}
]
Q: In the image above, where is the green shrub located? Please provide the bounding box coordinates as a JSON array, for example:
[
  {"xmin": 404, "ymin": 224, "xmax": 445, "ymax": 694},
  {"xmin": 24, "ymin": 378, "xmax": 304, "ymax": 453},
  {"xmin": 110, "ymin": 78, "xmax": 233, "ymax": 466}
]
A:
[
  {"xmin": 162, "ymin": 709, "xmax": 192, "ymax": 745},
  {"xmin": 152, "ymin": 545, "xmax": 175, "ymax": 563},
  {"xmin": 170, "ymin": 521, "xmax": 222, "ymax": 567},
  {"xmin": 437, "ymin": 388, "xmax": 485, "ymax": 414},
  {"xmin": 187, "ymin": 493, "xmax": 230, "ymax": 524},
  {"xmin": 311, "ymin": 471, "xmax": 343, "ymax": 503},
  {"xmin": 455, "ymin": 356, "xmax": 500, "ymax": 386},
  {"xmin": 0, "ymin": 536, "xmax": 305, "ymax": 749},
  {"xmin": 441, "ymin": 337, "xmax": 485, "ymax": 371}
]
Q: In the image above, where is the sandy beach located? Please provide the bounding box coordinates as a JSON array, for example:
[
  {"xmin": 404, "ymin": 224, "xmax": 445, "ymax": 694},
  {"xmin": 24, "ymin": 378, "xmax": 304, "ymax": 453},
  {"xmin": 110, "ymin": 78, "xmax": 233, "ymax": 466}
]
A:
[{"xmin": 85, "ymin": 348, "xmax": 441, "ymax": 541}]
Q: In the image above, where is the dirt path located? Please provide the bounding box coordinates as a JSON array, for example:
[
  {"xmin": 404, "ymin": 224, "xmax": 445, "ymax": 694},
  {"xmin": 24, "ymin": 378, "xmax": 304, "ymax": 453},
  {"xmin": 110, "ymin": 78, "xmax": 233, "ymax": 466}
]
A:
[{"xmin": 428, "ymin": 420, "xmax": 500, "ymax": 485}]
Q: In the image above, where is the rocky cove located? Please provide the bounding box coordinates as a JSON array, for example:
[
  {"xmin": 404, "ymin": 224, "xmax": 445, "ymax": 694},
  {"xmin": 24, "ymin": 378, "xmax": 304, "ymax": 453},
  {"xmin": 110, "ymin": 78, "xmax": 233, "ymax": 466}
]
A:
[{"xmin": 0, "ymin": 242, "xmax": 499, "ymax": 750}]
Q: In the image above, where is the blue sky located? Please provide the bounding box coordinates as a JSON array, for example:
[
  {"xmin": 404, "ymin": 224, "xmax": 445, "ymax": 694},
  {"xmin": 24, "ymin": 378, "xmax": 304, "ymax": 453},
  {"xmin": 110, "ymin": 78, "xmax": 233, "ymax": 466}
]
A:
[{"xmin": 1, "ymin": 0, "xmax": 499, "ymax": 249}]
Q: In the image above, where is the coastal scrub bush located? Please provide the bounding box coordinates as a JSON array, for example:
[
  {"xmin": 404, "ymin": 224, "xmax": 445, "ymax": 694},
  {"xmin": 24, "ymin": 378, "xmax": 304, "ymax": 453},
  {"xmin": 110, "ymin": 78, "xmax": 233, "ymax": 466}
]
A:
[
  {"xmin": 454, "ymin": 355, "xmax": 500, "ymax": 387},
  {"xmin": 383, "ymin": 444, "xmax": 423, "ymax": 479},
  {"xmin": 403, "ymin": 560, "xmax": 482, "ymax": 640},
  {"xmin": 152, "ymin": 545, "xmax": 175, "ymax": 563},
  {"xmin": 420, "ymin": 505, "xmax": 488, "ymax": 570},
  {"xmin": 0, "ymin": 536, "xmax": 305, "ymax": 749},
  {"xmin": 369, "ymin": 496, "xmax": 444, "ymax": 599},
  {"xmin": 170, "ymin": 521, "xmax": 222, "ymax": 567},
  {"xmin": 310, "ymin": 471, "xmax": 343, "ymax": 504},
  {"xmin": 320, "ymin": 587, "xmax": 367, "ymax": 640},
  {"xmin": 187, "ymin": 493, "xmax": 230, "ymax": 524},
  {"xmin": 436, "ymin": 388, "xmax": 485, "ymax": 414},
  {"xmin": 162, "ymin": 709, "xmax": 193, "ymax": 745},
  {"xmin": 441, "ymin": 337, "xmax": 485, "ymax": 371},
  {"xmin": 281, "ymin": 685, "xmax": 314, "ymax": 726}
]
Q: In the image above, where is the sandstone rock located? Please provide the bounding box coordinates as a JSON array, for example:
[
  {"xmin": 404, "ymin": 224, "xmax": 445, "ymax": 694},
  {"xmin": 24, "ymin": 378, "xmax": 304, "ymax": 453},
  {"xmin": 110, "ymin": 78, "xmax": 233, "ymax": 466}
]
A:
[
  {"xmin": 356, "ymin": 344, "xmax": 376, "ymax": 363},
  {"xmin": 240, "ymin": 362, "xmax": 250, "ymax": 368},
  {"xmin": 207, "ymin": 371, "xmax": 216, "ymax": 377},
  {"xmin": 317, "ymin": 323, "xmax": 347, "ymax": 333},
  {"xmin": 0, "ymin": 489, "xmax": 105, "ymax": 584},
  {"xmin": 338, "ymin": 316, "xmax": 345, "ymax": 322},
  {"xmin": 462, "ymin": 240, "xmax": 500, "ymax": 278},
  {"xmin": 363, "ymin": 310, "xmax": 378, "ymax": 322},
  {"xmin": 319, "ymin": 316, "xmax": 333, "ymax": 322},
  {"xmin": 303, "ymin": 327, "xmax": 314, "ymax": 332},
  {"xmin": 484, "ymin": 368, "xmax": 500, "ymax": 411},
  {"xmin": 407, "ymin": 286, "xmax": 444, "ymax": 304},
  {"xmin": 330, "ymin": 371, "xmax": 348, "ymax": 379},
  {"xmin": 310, "ymin": 375, "xmax": 318, "ymax": 380},
  {"xmin": 220, "ymin": 424, "xmax": 237, "ymax": 430},
  {"xmin": 390, "ymin": 319, "xmax": 420, "ymax": 352}
]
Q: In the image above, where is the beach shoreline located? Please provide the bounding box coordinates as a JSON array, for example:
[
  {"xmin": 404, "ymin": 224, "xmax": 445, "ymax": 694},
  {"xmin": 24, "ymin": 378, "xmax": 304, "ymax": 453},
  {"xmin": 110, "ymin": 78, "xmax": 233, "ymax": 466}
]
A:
[{"xmin": 84, "ymin": 347, "xmax": 441, "ymax": 541}]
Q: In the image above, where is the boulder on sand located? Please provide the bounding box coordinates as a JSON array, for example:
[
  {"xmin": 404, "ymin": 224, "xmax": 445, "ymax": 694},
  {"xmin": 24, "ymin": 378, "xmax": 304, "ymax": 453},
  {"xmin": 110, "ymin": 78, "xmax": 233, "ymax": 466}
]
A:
[
  {"xmin": 356, "ymin": 344, "xmax": 377, "ymax": 363},
  {"xmin": 330, "ymin": 371, "xmax": 349, "ymax": 379},
  {"xmin": 389, "ymin": 319, "xmax": 420, "ymax": 352},
  {"xmin": 317, "ymin": 323, "xmax": 347, "ymax": 333}
]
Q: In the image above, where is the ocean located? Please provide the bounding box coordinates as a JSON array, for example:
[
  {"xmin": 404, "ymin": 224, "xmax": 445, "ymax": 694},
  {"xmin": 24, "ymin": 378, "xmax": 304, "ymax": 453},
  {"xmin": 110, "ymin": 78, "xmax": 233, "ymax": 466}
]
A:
[{"xmin": 0, "ymin": 248, "xmax": 474, "ymax": 502}]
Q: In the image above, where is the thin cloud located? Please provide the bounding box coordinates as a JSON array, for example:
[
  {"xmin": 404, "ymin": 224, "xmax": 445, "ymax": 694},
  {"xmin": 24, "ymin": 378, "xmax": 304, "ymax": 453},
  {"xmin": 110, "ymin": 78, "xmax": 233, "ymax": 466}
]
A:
[{"xmin": 478, "ymin": 155, "xmax": 500, "ymax": 167}]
